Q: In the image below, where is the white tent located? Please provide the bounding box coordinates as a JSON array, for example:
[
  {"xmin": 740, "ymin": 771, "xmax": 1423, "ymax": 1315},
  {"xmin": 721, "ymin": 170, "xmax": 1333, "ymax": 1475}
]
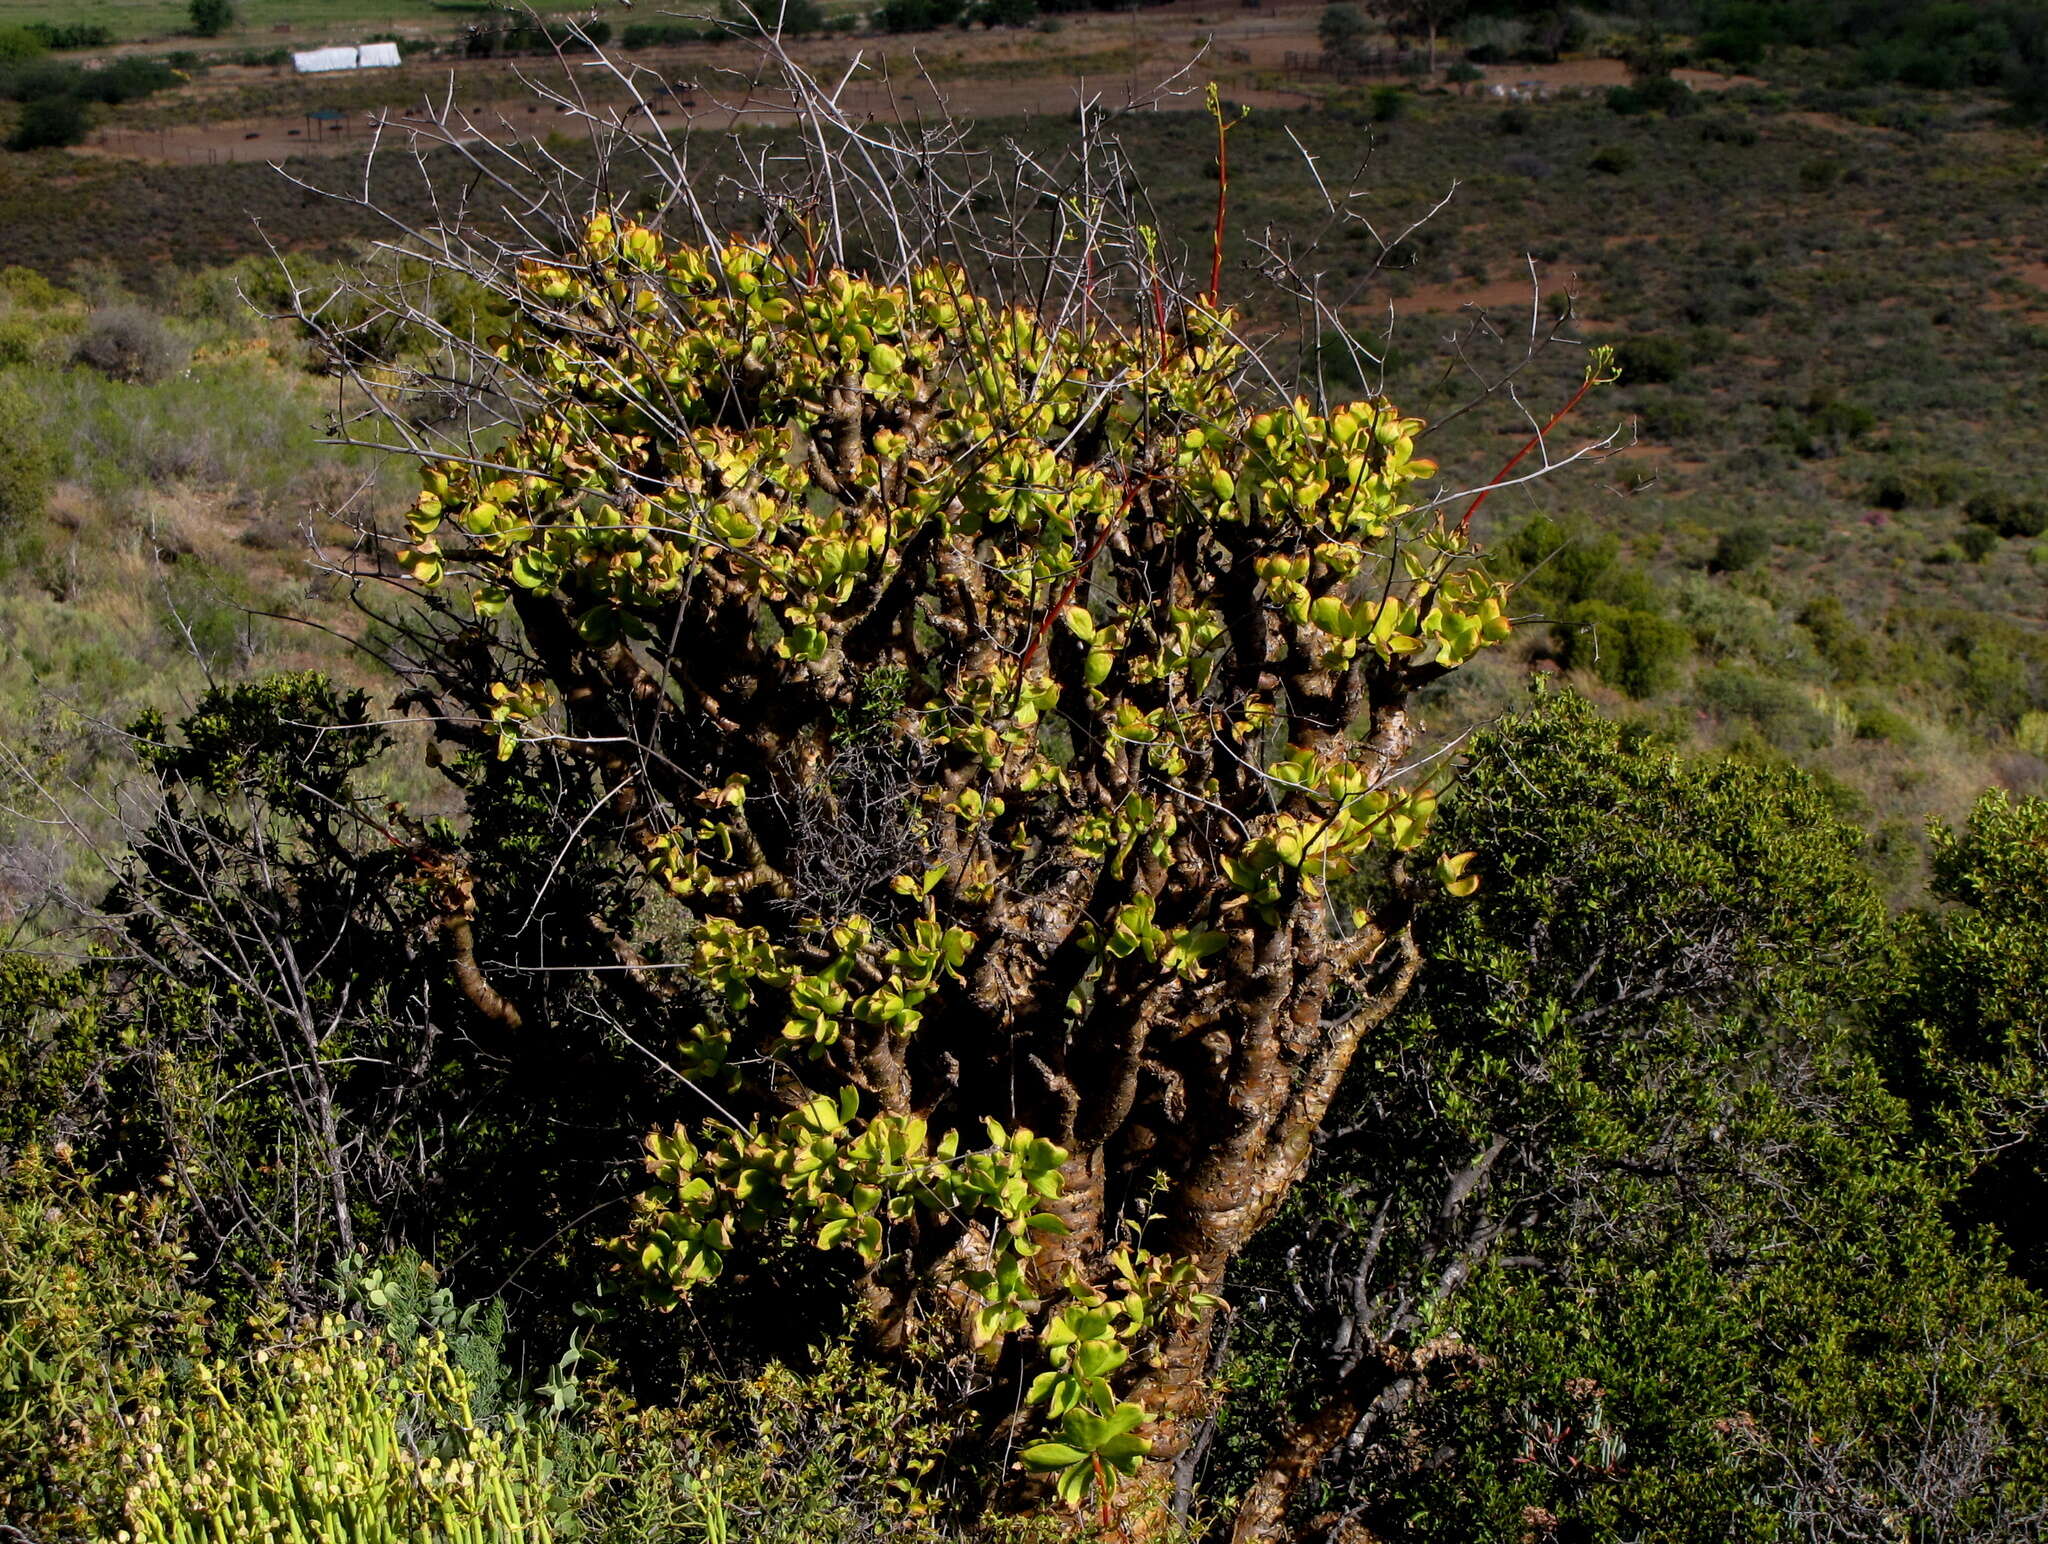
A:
[
  {"xmin": 292, "ymin": 41, "xmax": 402, "ymax": 74},
  {"xmin": 293, "ymin": 45, "xmax": 358, "ymax": 73}
]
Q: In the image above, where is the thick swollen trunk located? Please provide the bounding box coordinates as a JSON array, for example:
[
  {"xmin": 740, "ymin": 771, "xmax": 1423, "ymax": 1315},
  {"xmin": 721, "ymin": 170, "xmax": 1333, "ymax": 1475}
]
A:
[{"xmin": 1125, "ymin": 925, "xmax": 1424, "ymax": 1505}]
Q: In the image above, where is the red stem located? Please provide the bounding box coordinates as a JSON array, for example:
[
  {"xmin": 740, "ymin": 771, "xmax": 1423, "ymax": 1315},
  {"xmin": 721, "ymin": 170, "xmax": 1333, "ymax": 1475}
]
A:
[
  {"xmin": 1018, "ymin": 480, "xmax": 1143, "ymax": 676},
  {"xmin": 1208, "ymin": 102, "xmax": 1230, "ymax": 304},
  {"xmin": 1457, "ymin": 373, "xmax": 1598, "ymax": 536}
]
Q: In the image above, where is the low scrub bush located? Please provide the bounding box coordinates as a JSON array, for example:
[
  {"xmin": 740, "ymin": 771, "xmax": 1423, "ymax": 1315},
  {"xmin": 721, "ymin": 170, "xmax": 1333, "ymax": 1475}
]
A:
[
  {"xmin": 7, "ymin": 94, "xmax": 87, "ymax": 150},
  {"xmin": 1966, "ymin": 489, "xmax": 2048, "ymax": 540},
  {"xmin": 0, "ymin": 377, "xmax": 51, "ymax": 527},
  {"xmin": 1561, "ymin": 600, "xmax": 1692, "ymax": 697},
  {"xmin": 73, "ymin": 307, "xmax": 186, "ymax": 384},
  {"xmin": 1700, "ymin": 665, "xmax": 1838, "ymax": 749}
]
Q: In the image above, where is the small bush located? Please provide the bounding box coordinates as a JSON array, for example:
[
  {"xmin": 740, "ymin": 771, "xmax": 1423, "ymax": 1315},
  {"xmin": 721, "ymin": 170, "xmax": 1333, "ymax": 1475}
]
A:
[
  {"xmin": 188, "ymin": 0, "xmax": 235, "ymax": 37},
  {"xmin": 73, "ymin": 307, "xmax": 186, "ymax": 384},
  {"xmin": 0, "ymin": 26, "xmax": 45, "ymax": 63},
  {"xmin": 1960, "ymin": 525, "xmax": 1999, "ymax": 563},
  {"xmin": 1865, "ymin": 461, "xmax": 1973, "ymax": 510},
  {"xmin": 1562, "ymin": 602, "xmax": 1692, "ymax": 698},
  {"xmin": 1700, "ymin": 112, "xmax": 1760, "ymax": 145},
  {"xmin": 0, "ymin": 378, "xmax": 52, "ymax": 528},
  {"xmin": 1966, "ymin": 491, "xmax": 2048, "ymax": 540},
  {"xmin": 1494, "ymin": 105, "xmax": 1533, "ymax": 134},
  {"xmin": 1589, "ymin": 143, "xmax": 1637, "ymax": 175},
  {"xmin": 1710, "ymin": 524, "xmax": 1771, "ymax": 573},
  {"xmin": 24, "ymin": 22, "xmax": 114, "ymax": 49},
  {"xmin": 1610, "ymin": 333, "xmax": 1690, "ymax": 384},
  {"xmin": 1699, "ymin": 667, "xmax": 1836, "ymax": 750},
  {"xmin": 7, "ymin": 94, "xmax": 87, "ymax": 150}
]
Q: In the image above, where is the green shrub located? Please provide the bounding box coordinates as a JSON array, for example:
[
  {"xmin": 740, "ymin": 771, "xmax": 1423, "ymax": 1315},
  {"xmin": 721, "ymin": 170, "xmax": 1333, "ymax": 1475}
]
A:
[
  {"xmin": 7, "ymin": 94, "xmax": 87, "ymax": 150},
  {"xmin": 1562, "ymin": 601, "xmax": 1692, "ymax": 698},
  {"xmin": 1699, "ymin": 666, "xmax": 1837, "ymax": 749},
  {"xmin": 188, "ymin": 0, "xmax": 235, "ymax": 37},
  {"xmin": 1611, "ymin": 332, "xmax": 1691, "ymax": 384},
  {"xmin": 124, "ymin": 1324, "xmax": 561, "ymax": 1544},
  {"xmin": 0, "ymin": 377, "xmax": 51, "ymax": 527},
  {"xmin": 1966, "ymin": 490, "xmax": 2048, "ymax": 539},
  {"xmin": 1, "ymin": 1152, "xmax": 210, "ymax": 1541},
  {"xmin": 73, "ymin": 307, "xmax": 186, "ymax": 384},
  {"xmin": 1589, "ymin": 143, "xmax": 1637, "ymax": 174},
  {"xmin": 0, "ymin": 26, "xmax": 45, "ymax": 63},
  {"xmin": 1709, "ymin": 523, "xmax": 1771, "ymax": 573},
  {"xmin": 1798, "ymin": 594, "xmax": 1876, "ymax": 682},
  {"xmin": 1864, "ymin": 460, "xmax": 1973, "ymax": 510},
  {"xmin": 1851, "ymin": 695, "xmax": 1921, "ymax": 746}
]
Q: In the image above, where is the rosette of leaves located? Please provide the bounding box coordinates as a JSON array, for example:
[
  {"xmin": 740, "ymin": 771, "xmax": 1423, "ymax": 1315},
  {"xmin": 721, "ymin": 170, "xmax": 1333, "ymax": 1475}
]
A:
[{"xmin": 385, "ymin": 212, "xmax": 1513, "ymax": 1516}]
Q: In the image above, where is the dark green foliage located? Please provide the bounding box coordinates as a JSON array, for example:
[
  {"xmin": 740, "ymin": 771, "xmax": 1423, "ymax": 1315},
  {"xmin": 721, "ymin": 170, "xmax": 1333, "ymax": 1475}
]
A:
[
  {"xmin": 1709, "ymin": 522, "xmax": 1770, "ymax": 572},
  {"xmin": 1588, "ymin": 142, "xmax": 1636, "ymax": 174},
  {"xmin": 188, "ymin": 0, "xmax": 235, "ymax": 37},
  {"xmin": 1883, "ymin": 791, "xmax": 2048, "ymax": 1281},
  {"xmin": 1501, "ymin": 515, "xmax": 1692, "ymax": 696},
  {"xmin": 1607, "ymin": 73, "xmax": 1697, "ymax": 117},
  {"xmin": 1560, "ymin": 599, "xmax": 1691, "ymax": 696},
  {"xmin": 722, "ymin": 0, "xmax": 825, "ymax": 35},
  {"xmin": 972, "ymin": 0, "xmax": 1039, "ymax": 26},
  {"xmin": 620, "ymin": 20, "xmax": 706, "ymax": 47},
  {"xmin": 1606, "ymin": 331, "xmax": 1691, "ymax": 384},
  {"xmin": 1699, "ymin": 664, "xmax": 1836, "ymax": 748},
  {"xmin": 1224, "ymin": 690, "xmax": 2048, "ymax": 1542},
  {"xmin": 1864, "ymin": 457, "xmax": 1974, "ymax": 510},
  {"xmin": 0, "ymin": 376, "xmax": 51, "ymax": 527},
  {"xmin": 1967, "ymin": 489, "xmax": 2048, "ymax": 539},
  {"xmin": 877, "ymin": 0, "xmax": 967, "ymax": 33},
  {"xmin": 1318, "ymin": 2, "xmax": 1369, "ymax": 62},
  {"xmin": 7, "ymin": 93, "xmax": 87, "ymax": 150},
  {"xmin": 22, "ymin": 23, "xmax": 115, "ymax": 50}
]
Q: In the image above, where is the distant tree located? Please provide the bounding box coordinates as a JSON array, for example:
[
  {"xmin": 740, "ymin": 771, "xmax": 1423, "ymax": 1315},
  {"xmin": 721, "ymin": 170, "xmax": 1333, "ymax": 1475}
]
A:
[
  {"xmin": 6, "ymin": 93, "xmax": 87, "ymax": 151},
  {"xmin": 1362, "ymin": 0, "xmax": 1465, "ymax": 72},
  {"xmin": 188, "ymin": 0, "xmax": 235, "ymax": 37},
  {"xmin": 1318, "ymin": 2, "xmax": 1370, "ymax": 63},
  {"xmin": 0, "ymin": 25, "xmax": 47, "ymax": 62}
]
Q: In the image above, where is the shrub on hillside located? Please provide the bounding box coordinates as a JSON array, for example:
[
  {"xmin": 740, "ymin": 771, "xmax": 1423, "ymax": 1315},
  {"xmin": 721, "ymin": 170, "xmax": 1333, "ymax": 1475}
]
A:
[
  {"xmin": 1561, "ymin": 600, "xmax": 1692, "ymax": 697},
  {"xmin": 1700, "ymin": 665, "xmax": 1837, "ymax": 749},
  {"xmin": 0, "ymin": 379, "xmax": 52, "ymax": 528},
  {"xmin": 1966, "ymin": 490, "xmax": 2048, "ymax": 540},
  {"xmin": 1709, "ymin": 523, "xmax": 1770, "ymax": 573},
  {"xmin": 7, "ymin": 94, "xmax": 87, "ymax": 150},
  {"xmin": 73, "ymin": 307, "xmax": 185, "ymax": 384}
]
